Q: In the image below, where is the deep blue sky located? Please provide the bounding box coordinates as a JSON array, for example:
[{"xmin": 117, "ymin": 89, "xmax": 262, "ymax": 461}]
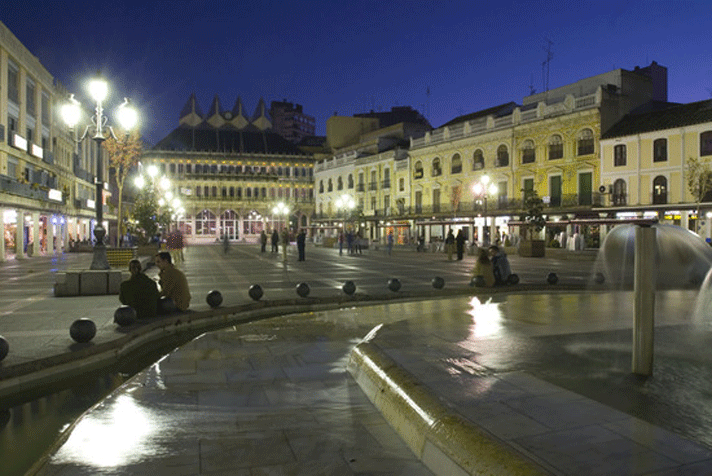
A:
[{"xmin": 2, "ymin": 0, "xmax": 711, "ymax": 145}]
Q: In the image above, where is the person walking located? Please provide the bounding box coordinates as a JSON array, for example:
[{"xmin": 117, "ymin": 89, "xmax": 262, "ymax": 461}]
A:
[
  {"xmin": 281, "ymin": 228, "xmax": 289, "ymax": 262},
  {"xmin": 338, "ymin": 232, "xmax": 345, "ymax": 256},
  {"xmin": 455, "ymin": 229, "xmax": 466, "ymax": 260},
  {"xmin": 297, "ymin": 229, "xmax": 306, "ymax": 261},
  {"xmin": 271, "ymin": 230, "xmax": 279, "ymax": 253},
  {"xmin": 155, "ymin": 251, "xmax": 191, "ymax": 311},
  {"xmin": 260, "ymin": 230, "xmax": 267, "ymax": 253},
  {"xmin": 445, "ymin": 229, "xmax": 455, "ymax": 261},
  {"xmin": 119, "ymin": 259, "xmax": 160, "ymax": 319},
  {"xmin": 387, "ymin": 231, "xmax": 394, "ymax": 255}
]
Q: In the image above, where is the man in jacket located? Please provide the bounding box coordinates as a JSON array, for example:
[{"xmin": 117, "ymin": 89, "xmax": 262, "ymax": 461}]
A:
[
  {"xmin": 119, "ymin": 259, "xmax": 160, "ymax": 319},
  {"xmin": 155, "ymin": 251, "xmax": 191, "ymax": 311}
]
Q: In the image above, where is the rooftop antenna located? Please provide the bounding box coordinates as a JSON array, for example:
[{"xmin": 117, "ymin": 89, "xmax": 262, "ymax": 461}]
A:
[{"xmin": 542, "ymin": 37, "xmax": 554, "ymax": 95}]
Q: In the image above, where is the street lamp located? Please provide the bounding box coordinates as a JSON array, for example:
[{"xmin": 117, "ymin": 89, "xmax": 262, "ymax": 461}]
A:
[
  {"xmin": 272, "ymin": 202, "xmax": 290, "ymax": 231},
  {"xmin": 61, "ymin": 73, "xmax": 138, "ymax": 269},
  {"xmin": 335, "ymin": 194, "xmax": 355, "ymax": 232},
  {"xmin": 472, "ymin": 175, "xmax": 498, "ymax": 246}
]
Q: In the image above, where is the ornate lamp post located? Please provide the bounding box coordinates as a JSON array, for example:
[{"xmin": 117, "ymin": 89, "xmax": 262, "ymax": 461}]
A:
[
  {"xmin": 472, "ymin": 175, "xmax": 498, "ymax": 246},
  {"xmin": 335, "ymin": 194, "xmax": 355, "ymax": 233},
  {"xmin": 272, "ymin": 202, "xmax": 290, "ymax": 231},
  {"xmin": 61, "ymin": 74, "xmax": 138, "ymax": 269}
]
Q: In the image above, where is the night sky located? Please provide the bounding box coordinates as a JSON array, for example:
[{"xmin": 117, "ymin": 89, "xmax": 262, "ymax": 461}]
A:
[{"xmin": 2, "ymin": 0, "xmax": 711, "ymax": 145}]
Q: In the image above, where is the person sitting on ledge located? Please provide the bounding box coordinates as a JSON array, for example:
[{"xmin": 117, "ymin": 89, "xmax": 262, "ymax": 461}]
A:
[
  {"xmin": 119, "ymin": 259, "xmax": 160, "ymax": 319},
  {"xmin": 155, "ymin": 251, "xmax": 191, "ymax": 311}
]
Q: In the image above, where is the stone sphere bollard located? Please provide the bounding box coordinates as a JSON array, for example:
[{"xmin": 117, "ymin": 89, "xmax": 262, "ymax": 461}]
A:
[
  {"xmin": 507, "ymin": 274, "xmax": 520, "ymax": 285},
  {"xmin": 431, "ymin": 276, "xmax": 445, "ymax": 289},
  {"xmin": 594, "ymin": 272, "xmax": 605, "ymax": 284},
  {"xmin": 388, "ymin": 278, "xmax": 401, "ymax": 292},
  {"xmin": 471, "ymin": 275, "xmax": 486, "ymax": 287},
  {"xmin": 249, "ymin": 284, "xmax": 264, "ymax": 301},
  {"xmin": 206, "ymin": 290, "xmax": 223, "ymax": 308},
  {"xmin": 342, "ymin": 280, "xmax": 356, "ymax": 295},
  {"xmin": 114, "ymin": 306, "xmax": 137, "ymax": 326},
  {"xmin": 547, "ymin": 272, "xmax": 559, "ymax": 285},
  {"xmin": 158, "ymin": 297, "xmax": 176, "ymax": 315},
  {"xmin": 70, "ymin": 319, "xmax": 96, "ymax": 343},
  {"xmin": 0, "ymin": 336, "xmax": 8, "ymax": 362},
  {"xmin": 296, "ymin": 282, "xmax": 310, "ymax": 298}
]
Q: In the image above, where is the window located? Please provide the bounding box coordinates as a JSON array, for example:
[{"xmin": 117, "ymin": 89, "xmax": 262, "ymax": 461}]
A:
[
  {"xmin": 399, "ymin": 177, "xmax": 405, "ymax": 192},
  {"xmin": 319, "ymin": 180, "xmax": 324, "ymax": 193},
  {"xmin": 415, "ymin": 191, "xmax": 423, "ymax": 213},
  {"xmin": 549, "ymin": 175, "xmax": 562, "ymax": 207},
  {"xmin": 26, "ymin": 79, "xmax": 36, "ymax": 116},
  {"xmin": 521, "ymin": 140, "xmax": 535, "ymax": 164},
  {"xmin": 348, "ymin": 174, "xmax": 354, "ymax": 188},
  {"xmin": 383, "ymin": 168, "xmax": 390, "ymax": 188},
  {"xmin": 577, "ymin": 129, "xmax": 594, "ymax": 156},
  {"xmin": 451, "ymin": 154, "xmax": 462, "ymax": 174},
  {"xmin": 7, "ymin": 61, "xmax": 19, "ymax": 103},
  {"xmin": 327, "ymin": 179, "xmax": 332, "ymax": 192},
  {"xmin": 432, "ymin": 189, "xmax": 440, "ymax": 213},
  {"xmin": 701, "ymin": 131, "xmax": 712, "ymax": 156},
  {"xmin": 548, "ymin": 135, "xmax": 563, "ymax": 160},
  {"xmin": 337, "ymin": 176, "xmax": 343, "ymax": 190},
  {"xmin": 653, "ymin": 176, "xmax": 667, "ymax": 204},
  {"xmin": 613, "ymin": 179, "xmax": 627, "ymax": 205},
  {"xmin": 414, "ymin": 161, "xmax": 423, "ymax": 179},
  {"xmin": 432, "ymin": 158, "xmax": 441, "ymax": 176},
  {"xmin": 496, "ymin": 145, "xmax": 509, "ymax": 167},
  {"xmin": 653, "ymin": 138, "xmax": 667, "ymax": 162},
  {"xmin": 473, "ymin": 150, "xmax": 484, "ymax": 170},
  {"xmin": 614, "ymin": 144, "xmax": 627, "ymax": 166}
]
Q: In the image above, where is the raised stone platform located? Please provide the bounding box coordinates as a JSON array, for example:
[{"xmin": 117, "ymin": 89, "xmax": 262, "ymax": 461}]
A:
[{"xmin": 54, "ymin": 269, "xmax": 125, "ymax": 296}]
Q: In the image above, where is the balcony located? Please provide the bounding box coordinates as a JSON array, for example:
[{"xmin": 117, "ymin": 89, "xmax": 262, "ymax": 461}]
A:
[{"xmin": 0, "ymin": 175, "xmax": 49, "ymax": 201}]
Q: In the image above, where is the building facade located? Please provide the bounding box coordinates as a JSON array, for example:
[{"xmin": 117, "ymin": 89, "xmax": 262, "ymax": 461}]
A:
[
  {"xmin": 269, "ymin": 100, "xmax": 316, "ymax": 144},
  {"xmin": 141, "ymin": 94, "xmax": 315, "ymax": 244},
  {"xmin": 0, "ymin": 21, "xmax": 110, "ymax": 261}
]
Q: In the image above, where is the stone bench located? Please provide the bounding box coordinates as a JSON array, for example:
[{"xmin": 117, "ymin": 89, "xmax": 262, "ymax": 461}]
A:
[{"xmin": 54, "ymin": 269, "xmax": 125, "ymax": 297}]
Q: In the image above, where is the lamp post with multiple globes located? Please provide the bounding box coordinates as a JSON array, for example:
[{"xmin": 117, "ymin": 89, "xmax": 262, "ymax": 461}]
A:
[
  {"xmin": 61, "ymin": 74, "xmax": 138, "ymax": 269},
  {"xmin": 472, "ymin": 175, "xmax": 498, "ymax": 247}
]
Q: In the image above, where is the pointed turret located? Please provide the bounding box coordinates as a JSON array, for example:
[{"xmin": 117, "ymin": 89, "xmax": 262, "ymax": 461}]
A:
[
  {"xmin": 250, "ymin": 97, "xmax": 272, "ymax": 131},
  {"xmin": 206, "ymin": 95, "xmax": 226, "ymax": 128},
  {"xmin": 229, "ymin": 97, "xmax": 249, "ymax": 129},
  {"xmin": 178, "ymin": 93, "xmax": 204, "ymax": 127}
]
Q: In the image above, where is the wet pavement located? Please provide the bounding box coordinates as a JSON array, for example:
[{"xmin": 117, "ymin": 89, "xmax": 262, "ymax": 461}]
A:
[{"xmin": 3, "ymin": 244, "xmax": 712, "ymax": 474}]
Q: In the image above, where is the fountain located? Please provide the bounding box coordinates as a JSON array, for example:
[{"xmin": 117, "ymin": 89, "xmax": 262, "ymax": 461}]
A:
[{"xmin": 594, "ymin": 223, "xmax": 712, "ymax": 289}]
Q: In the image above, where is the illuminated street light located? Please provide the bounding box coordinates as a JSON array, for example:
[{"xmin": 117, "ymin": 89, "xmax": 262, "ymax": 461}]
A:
[
  {"xmin": 334, "ymin": 194, "xmax": 355, "ymax": 231},
  {"xmin": 472, "ymin": 175, "xmax": 498, "ymax": 246},
  {"xmin": 61, "ymin": 73, "xmax": 138, "ymax": 269}
]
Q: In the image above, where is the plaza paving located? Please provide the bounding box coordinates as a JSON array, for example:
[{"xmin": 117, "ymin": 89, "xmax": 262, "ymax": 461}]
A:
[{"xmin": 2, "ymin": 243, "xmax": 712, "ymax": 475}]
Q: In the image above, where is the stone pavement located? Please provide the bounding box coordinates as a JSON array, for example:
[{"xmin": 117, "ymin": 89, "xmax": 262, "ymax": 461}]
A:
[{"xmin": 3, "ymin": 244, "xmax": 712, "ymax": 475}]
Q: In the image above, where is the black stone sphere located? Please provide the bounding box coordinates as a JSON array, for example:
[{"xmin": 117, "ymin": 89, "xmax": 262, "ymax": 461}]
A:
[
  {"xmin": 431, "ymin": 276, "xmax": 445, "ymax": 289},
  {"xmin": 547, "ymin": 272, "xmax": 559, "ymax": 285},
  {"xmin": 249, "ymin": 284, "xmax": 264, "ymax": 301},
  {"xmin": 206, "ymin": 290, "xmax": 223, "ymax": 308},
  {"xmin": 471, "ymin": 275, "xmax": 486, "ymax": 287},
  {"xmin": 388, "ymin": 278, "xmax": 401, "ymax": 292},
  {"xmin": 158, "ymin": 297, "xmax": 176, "ymax": 315},
  {"xmin": 594, "ymin": 272, "xmax": 606, "ymax": 284},
  {"xmin": 507, "ymin": 274, "xmax": 520, "ymax": 285},
  {"xmin": 113, "ymin": 306, "xmax": 137, "ymax": 326},
  {"xmin": 70, "ymin": 319, "xmax": 96, "ymax": 343},
  {"xmin": 296, "ymin": 282, "xmax": 310, "ymax": 298},
  {"xmin": 342, "ymin": 280, "xmax": 356, "ymax": 295},
  {"xmin": 0, "ymin": 335, "xmax": 8, "ymax": 362}
]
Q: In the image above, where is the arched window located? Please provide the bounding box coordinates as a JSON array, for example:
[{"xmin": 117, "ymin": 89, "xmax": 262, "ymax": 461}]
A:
[
  {"xmin": 701, "ymin": 131, "xmax": 712, "ymax": 156},
  {"xmin": 473, "ymin": 150, "xmax": 484, "ymax": 170},
  {"xmin": 451, "ymin": 154, "xmax": 462, "ymax": 174},
  {"xmin": 577, "ymin": 129, "xmax": 594, "ymax": 156},
  {"xmin": 337, "ymin": 176, "xmax": 343, "ymax": 190},
  {"xmin": 654, "ymin": 138, "xmax": 667, "ymax": 162},
  {"xmin": 653, "ymin": 176, "xmax": 667, "ymax": 204},
  {"xmin": 548, "ymin": 134, "xmax": 563, "ymax": 160},
  {"xmin": 195, "ymin": 210, "xmax": 216, "ymax": 236},
  {"xmin": 261, "ymin": 187, "xmax": 267, "ymax": 198},
  {"xmin": 432, "ymin": 158, "xmax": 442, "ymax": 176},
  {"xmin": 237, "ymin": 187, "xmax": 242, "ymax": 198},
  {"xmin": 521, "ymin": 140, "xmax": 535, "ymax": 164},
  {"xmin": 319, "ymin": 180, "xmax": 324, "ymax": 193},
  {"xmin": 221, "ymin": 187, "xmax": 227, "ymax": 197},
  {"xmin": 327, "ymin": 178, "xmax": 333, "ymax": 192},
  {"xmin": 348, "ymin": 174, "xmax": 354, "ymax": 188},
  {"xmin": 496, "ymin": 145, "xmax": 509, "ymax": 167},
  {"xmin": 613, "ymin": 179, "xmax": 627, "ymax": 205},
  {"xmin": 384, "ymin": 168, "xmax": 391, "ymax": 188},
  {"xmin": 211, "ymin": 186, "xmax": 217, "ymax": 197},
  {"xmin": 414, "ymin": 161, "xmax": 424, "ymax": 179},
  {"xmin": 246, "ymin": 187, "xmax": 252, "ymax": 198}
]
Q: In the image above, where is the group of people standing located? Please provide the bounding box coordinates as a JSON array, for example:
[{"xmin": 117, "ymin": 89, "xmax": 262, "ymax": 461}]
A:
[
  {"xmin": 445, "ymin": 229, "xmax": 468, "ymax": 261},
  {"xmin": 261, "ymin": 229, "xmax": 307, "ymax": 261}
]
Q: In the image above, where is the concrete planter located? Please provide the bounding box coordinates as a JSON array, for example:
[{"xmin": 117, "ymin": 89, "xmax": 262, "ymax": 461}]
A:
[{"xmin": 518, "ymin": 240, "xmax": 546, "ymax": 257}]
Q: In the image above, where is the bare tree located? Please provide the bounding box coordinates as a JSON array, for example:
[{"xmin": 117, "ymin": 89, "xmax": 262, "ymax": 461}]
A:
[
  {"xmin": 104, "ymin": 130, "xmax": 143, "ymax": 246},
  {"xmin": 686, "ymin": 156, "xmax": 712, "ymax": 233}
]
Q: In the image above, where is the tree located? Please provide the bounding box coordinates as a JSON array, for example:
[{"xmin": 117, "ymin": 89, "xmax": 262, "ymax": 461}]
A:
[
  {"xmin": 103, "ymin": 129, "xmax": 142, "ymax": 245},
  {"xmin": 686, "ymin": 156, "xmax": 712, "ymax": 232},
  {"xmin": 131, "ymin": 186, "xmax": 171, "ymax": 245},
  {"xmin": 522, "ymin": 189, "xmax": 546, "ymax": 240},
  {"xmin": 450, "ymin": 185, "xmax": 462, "ymax": 216}
]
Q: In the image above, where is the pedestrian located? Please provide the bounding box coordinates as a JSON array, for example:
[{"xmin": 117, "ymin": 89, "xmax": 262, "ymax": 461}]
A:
[
  {"xmin": 155, "ymin": 251, "xmax": 191, "ymax": 311},
  {"xmin": 338, "ymin": 232, "xmax": 344, "ymax": 256},
  {"xmin": 488, "ymin": 245, "xmax": 512, "ymax": 285},
  {"xmin": 271, "ymin": 230, "xmax": 279, "ymax": 253},
  {"xmin": 297, "ymin": 229, "xmax": 306, "ymax": 261},
  {"xmin": 445, "ymin": 229, "xmax": 455, "ymax": 261},
  {"xmin": 281, "ymin": 228, "xmax": 289, "ymax": 262},
  {"xmin": 455, "ymin": 229, "xmax": 466, "ymax": 260},
  {"xmin": 119, "ymin": 259, "xmax": 160, "ymax": 319},
  {"xmin": 355, "ymin": 231, "xmax": 363, "ymax": 254},
  {"xmin": 470, "ymin": 248, "xmax": 495, "ymax": 287},
  {"xmin": 222, "ymin": 234, "xmax": 230, "ymax": 254},
  {"xmin": 260, "ymin": 230, "xmax": 267, "ymax": 253},
  {"xmin": 387, "ymin": 231, "xmax": 394, "ymax": 255},
  {"xmin": 346, "ymin": 230, "xmax": 354, "ymax": 255}
]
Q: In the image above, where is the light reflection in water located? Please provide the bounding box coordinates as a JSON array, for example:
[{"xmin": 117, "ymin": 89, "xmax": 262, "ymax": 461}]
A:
[
  {"xmin": 466, "ymin": 296, "xmax": 503, "ymax": 338},
  {"xmin": 52, "ymin": 393, "xmax": 158, "ymax": 468}
]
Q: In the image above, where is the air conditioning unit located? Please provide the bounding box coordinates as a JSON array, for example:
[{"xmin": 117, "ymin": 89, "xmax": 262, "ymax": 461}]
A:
[{"xmin": 598, "ymin": 185, "xmax": 612, "ymax": 194}]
